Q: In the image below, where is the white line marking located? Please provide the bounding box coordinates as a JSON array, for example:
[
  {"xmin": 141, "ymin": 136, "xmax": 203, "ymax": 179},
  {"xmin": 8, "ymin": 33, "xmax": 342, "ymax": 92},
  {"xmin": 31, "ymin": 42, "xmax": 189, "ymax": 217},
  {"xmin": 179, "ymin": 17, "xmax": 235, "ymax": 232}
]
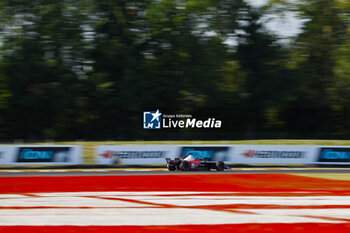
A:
[
  {"xmin": 0, "ymin": 208, "xmax": 343, "ymax": 226},
  {"xmin": 0, "ymin": 192, "xmax": 348, "ymax": 226}
]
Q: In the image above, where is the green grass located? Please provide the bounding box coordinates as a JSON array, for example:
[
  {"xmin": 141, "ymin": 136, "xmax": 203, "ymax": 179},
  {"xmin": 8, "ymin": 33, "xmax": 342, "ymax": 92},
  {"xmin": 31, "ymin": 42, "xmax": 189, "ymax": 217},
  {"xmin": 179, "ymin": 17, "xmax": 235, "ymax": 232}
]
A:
[
  {"xmin": 292, "ymin": 173, "xmax": 350, "ymax": 181},
  {"xmin": 2, "ymin": 139, "xmax": 350, "ymax": 164}
]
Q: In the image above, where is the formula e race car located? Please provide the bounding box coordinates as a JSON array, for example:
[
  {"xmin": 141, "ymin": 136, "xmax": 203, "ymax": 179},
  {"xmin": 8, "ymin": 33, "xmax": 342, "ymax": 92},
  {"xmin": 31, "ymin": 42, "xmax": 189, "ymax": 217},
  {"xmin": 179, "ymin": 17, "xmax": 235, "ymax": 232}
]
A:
[{"xmin": 165, "ymin": 154, "xmax": 229, "ymax": 171}]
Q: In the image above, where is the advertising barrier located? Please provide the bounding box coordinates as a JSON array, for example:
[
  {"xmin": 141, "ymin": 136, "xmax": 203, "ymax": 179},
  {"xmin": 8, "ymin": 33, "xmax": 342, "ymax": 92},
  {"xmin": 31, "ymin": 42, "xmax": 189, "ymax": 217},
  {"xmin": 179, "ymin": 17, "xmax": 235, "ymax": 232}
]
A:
[
  {"xmin": 0, "ymin": 145, "xmax": 82, "ymax": 165},
  {"xmin": 96, "ymin": 145, "xmax": 179, "ymax": 164},
  {"xmin": 94, "ymin": 144, "xmax": 350, "ymax": 165},
  {"xmin": 0, "ymin": 146, "xmax": 16, "ymax": 164},
  {"xmin": 177, "ymin": 146, "xmax": 232, "ymax": 162},
  {"xmin": 231, "ymin": 145, "xmax": 317, "ymax": 164},
  {"xmin": 315, "ymin": 146, "xmax": 350, "ymax": 164},
  {"xmin": 96, "ymin": 145, "xmax": 234, "ymax": 164}
]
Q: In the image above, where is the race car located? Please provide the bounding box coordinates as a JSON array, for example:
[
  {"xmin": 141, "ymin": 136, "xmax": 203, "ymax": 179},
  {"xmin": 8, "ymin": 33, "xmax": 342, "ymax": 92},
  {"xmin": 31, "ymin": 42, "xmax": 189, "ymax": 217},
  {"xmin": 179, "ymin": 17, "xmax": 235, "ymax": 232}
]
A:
[{"xmin": 165, "ymin": 154, "xmax": 229, "ymax": 171}]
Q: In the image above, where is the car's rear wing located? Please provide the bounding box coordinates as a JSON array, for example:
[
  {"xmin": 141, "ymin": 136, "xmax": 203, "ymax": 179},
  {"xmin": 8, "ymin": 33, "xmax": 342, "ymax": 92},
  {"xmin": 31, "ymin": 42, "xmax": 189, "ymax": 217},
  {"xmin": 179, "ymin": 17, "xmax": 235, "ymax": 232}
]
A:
[
  {"xmin": 165, "ymin": 158, "xmax": 181, "ymax": 163},
  {"xmin": 165, "ymin": 158, "xmax": 172, "ymax": 163}
]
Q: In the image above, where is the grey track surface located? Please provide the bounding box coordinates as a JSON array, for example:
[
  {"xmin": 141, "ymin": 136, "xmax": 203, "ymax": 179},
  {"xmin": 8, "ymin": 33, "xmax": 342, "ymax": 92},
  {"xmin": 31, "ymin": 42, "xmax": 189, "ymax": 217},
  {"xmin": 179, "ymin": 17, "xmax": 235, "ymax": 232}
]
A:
[{"xmin": 1, "ymin": 168, "xmax": 350, "ymax": 177}]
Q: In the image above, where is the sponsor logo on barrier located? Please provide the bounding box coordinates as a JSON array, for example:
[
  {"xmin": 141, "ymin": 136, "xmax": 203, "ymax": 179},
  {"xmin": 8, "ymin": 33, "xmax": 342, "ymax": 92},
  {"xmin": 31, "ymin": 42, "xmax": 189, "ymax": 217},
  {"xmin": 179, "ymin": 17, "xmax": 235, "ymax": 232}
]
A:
[
  {"xmin": 318, "ymin": 148, "xmax": 350, "ymax": 162},
  {"xmin": 179, "ymin": 146, "xmax": 230, "ymax": 161},
  {"xmin": 100, "ymin": 150, "xmax": 114, "ymax": 159},
  {"xmin": 242, "ymin": 150, "xmax": 306, "ymax": 159},
  {"xmin": 99, "ymin": 150, "xmax": 166, "ymax": 159},
  {"xmin": 143, "ymin": 110, "xmax": 222, "ymax": 129},
  {"xmin": 143, "ymin": 110, "xmax": 162, "ymax": 129},
  {"xmin": 96, "ymin": 145, "xmax": 178, "ymax": 164},
  {"xmin": 17, "ymin": 147, "xmax": 71, "ymax": 163}
]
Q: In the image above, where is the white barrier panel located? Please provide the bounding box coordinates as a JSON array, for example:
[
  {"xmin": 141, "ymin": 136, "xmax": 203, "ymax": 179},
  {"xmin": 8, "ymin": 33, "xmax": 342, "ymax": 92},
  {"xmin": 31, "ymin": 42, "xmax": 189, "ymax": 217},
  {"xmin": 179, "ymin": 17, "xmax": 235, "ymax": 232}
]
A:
[
  {"xmin": 94, "ymin": 144, "xmax": 350, "ymax": 165},
  {"xmin": 0, "ymin": 145, "xmax": 82, "ymax": 165},
  {"xmin": 0, "ymin": 146, "xmax": 17, "ymax": 164},
  {"xmin": 231, "ymin": 145, "xmax": 317, "ymax": 164},
  {"xmin": 95, "ymin": 145, "xmax": 179, "ymax": 165}
]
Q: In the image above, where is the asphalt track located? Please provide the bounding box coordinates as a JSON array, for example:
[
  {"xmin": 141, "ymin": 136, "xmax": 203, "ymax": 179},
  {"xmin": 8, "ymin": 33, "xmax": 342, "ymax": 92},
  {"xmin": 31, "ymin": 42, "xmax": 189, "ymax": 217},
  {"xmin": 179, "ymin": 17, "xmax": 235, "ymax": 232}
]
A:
[{"xmin": 0, "ymin": 168, "xmax": 350, "ymax": 177}]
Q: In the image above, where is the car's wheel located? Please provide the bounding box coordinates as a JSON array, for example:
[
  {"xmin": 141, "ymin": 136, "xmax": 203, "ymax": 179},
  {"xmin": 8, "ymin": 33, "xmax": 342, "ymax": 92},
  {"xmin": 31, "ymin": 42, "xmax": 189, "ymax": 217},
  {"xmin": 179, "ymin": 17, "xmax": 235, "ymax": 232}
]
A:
[
  {"xmin": 180, "ymin": 160, "xmax": 191, "ymax": 171},
  {"xmin": 216, "ymin": 161, "xmax": 225, "ymax": 171},
  {"xmin": 167, "ymin": 163, "xmax": 176, "ymax": 171}
]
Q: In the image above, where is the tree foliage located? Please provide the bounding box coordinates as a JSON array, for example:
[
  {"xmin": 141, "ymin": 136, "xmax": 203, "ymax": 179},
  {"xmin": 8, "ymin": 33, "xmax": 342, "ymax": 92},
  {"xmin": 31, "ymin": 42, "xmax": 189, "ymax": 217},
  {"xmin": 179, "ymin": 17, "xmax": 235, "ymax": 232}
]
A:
[{"xmin": 0, "ymin": 0, "xmax": 349, "ymax": 140}]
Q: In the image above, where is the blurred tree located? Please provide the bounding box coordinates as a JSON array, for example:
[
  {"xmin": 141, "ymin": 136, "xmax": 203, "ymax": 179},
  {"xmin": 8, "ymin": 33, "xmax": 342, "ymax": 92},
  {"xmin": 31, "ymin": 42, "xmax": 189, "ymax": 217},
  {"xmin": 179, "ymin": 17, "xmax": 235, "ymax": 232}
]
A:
[
  {"xmin": 85, "ymin": 0, "xmax": 151, "ymax": 139},
  {"xmin": 235, "ymin": 8, "xmax": 292, "ymax": 138},
  {"xmin": 87, "ymin": 0, "xmax": 249, "ymax": 139},
  {"xmin": 0, "ymin": 0, "xmax": 348, "ymax": 140},
  {"xmin": 137, "ymin": 0, "xmax": 252, "ymax": 139},
  {"xmin": 0, "ymin": 62, "xmax": 10, "ymax": 138},
  {"xmin": 0, "ymin": 0, "xmax": 93, "ymax": 139},
  {"xmin": 284, "ymin": 0, "xmax": 348, "ymax": 138},
  {"xmin": 328, "ymin": 1, "xmax": 350, "ymax": 137}
]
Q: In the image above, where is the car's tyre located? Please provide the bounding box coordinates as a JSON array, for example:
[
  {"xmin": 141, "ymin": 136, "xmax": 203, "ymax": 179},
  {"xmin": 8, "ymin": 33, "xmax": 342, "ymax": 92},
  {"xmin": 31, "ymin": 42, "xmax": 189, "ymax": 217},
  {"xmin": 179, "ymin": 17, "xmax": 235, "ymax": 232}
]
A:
[
  {"xmin": 180, "ymin": 160, "xmax": 191, "ymax": 171},
  {"xmin": 167, "ymin": 163, "xmax": 176, "ymax": 171},
  {"xmin": 216, "ymin": 161, "xmax": 225, "ymax": 171}
]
